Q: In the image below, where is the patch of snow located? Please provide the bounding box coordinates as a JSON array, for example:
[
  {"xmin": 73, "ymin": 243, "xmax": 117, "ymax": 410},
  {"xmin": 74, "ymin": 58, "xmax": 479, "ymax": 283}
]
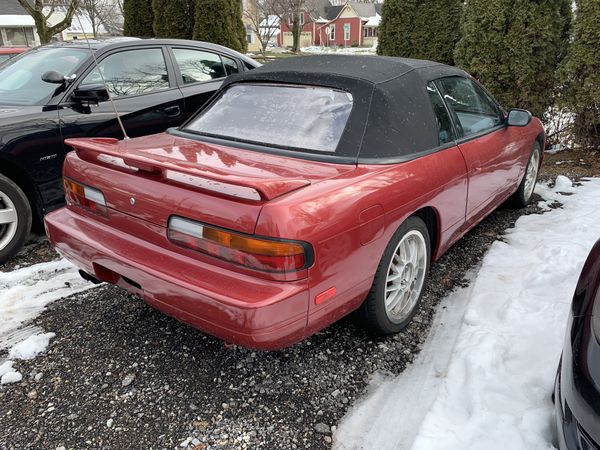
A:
[
  {"xmin": 335, "ymin": 177, "xmax": 600, "ymax": 450},
  {"xmin": 1, "ymin": 370, "xmax": 22, "ymax": 385},
  {"xmin": 553, "ymin": 175, "xmax": 575, "ymax": 193},
  {"xmin": 0, "ymin": 360, "xmax": 15, "ymax": 377},
  {"xmin": 546, "ymin": 144, "xmax": 566, "ymax": 154},
  {"xmin": 334, "ymin": 273, "xmax": 478, "ymax": 449},
  {"xmin": 0, "ymin": 259, "xmax": 98, "ymax": 383},
  {"xmin": 0, "ymin": 259, "xmax": 96, "ymax": 345},
  {"xmin": 8, "ymin": 332, "xmax": 55, "ymax": 360}
]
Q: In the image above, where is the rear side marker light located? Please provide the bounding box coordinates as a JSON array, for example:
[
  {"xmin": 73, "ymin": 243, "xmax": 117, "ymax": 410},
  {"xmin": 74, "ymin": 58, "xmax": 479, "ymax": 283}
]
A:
[
  {"xmin": 315, "ymin": 287, "xmax": 337, "ymax": 305},
  {"xmin": 168, "ymin": 216, "xmax": 313, "ymax": 273},
  {"xmin": 64, "ymin": 178, "xmax": 108, "ymax": 217}
]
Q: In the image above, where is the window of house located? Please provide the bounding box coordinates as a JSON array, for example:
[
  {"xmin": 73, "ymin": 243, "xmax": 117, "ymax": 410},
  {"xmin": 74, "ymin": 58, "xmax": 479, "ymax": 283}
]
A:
[
  {"xmin": 246, "ymin": 24, "xmax": 254, "ymax": 44},
  {"xmin": 288, "ymin": 13, "xmax": 304, "ymax": 26},
  {"xmin": 343, "ymin": 23, "xmax": 350, "ymax": 41},
  {"xmin": 426, "ymin": 82, "xmax": 455, "ymax": 145},
  {"xmin": 329, "ymin": 24, "xmax": 335, "ymax": 40},
  {"xmin": 0, "ymin": 27, "xmax": 35, "ymax": 46},
  {"xmin": 172, "ymin": 48, "xmax": 227, "ymax": 85},
  {"xmin": 437, "ymin": 76, "xmax": 504, "ymax": 138},
  {"xmin": 81, "ymin": 48, "xmax": 170, "ymax": 97}
]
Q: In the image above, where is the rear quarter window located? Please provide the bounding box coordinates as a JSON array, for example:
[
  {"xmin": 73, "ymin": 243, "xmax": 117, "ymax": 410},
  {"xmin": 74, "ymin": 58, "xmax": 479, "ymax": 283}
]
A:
[{"xmin": 172, "ymin": 48, "xmax": 226, "ymax": 84}]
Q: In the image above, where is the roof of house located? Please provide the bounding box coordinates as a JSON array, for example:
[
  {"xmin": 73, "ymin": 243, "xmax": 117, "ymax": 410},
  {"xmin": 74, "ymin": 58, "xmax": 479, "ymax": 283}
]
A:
[
  {"xmin": 324, "ymin": 5, "xmax": 343, "ymax": 20},
  {"xmin": 364, "ymin": 13, "xmax": 380, "ymax": 27},
  {"xmin": 315, "ymin": 2, "xmax": 382, "ymax": 23},
  {"xmin": 0, "ymin": 0, "xmax": 30, "ymax": 15},
  {"xmin": 348, "ymin": 2, "xmax": 378, "ymax": 19}
]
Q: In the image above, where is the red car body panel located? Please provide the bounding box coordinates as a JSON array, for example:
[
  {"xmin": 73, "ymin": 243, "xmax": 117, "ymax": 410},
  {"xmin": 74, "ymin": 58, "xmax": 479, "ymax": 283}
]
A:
[{"xmin": 45, "ymin": 118, "xmax": 543, "ymax": 350}]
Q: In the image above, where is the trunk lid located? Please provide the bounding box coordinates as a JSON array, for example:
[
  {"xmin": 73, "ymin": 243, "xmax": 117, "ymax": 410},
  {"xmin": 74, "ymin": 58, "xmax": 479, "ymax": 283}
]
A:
[{"xmin": 64, "ymin": 133, "xmax": 355, "ymax": 234}]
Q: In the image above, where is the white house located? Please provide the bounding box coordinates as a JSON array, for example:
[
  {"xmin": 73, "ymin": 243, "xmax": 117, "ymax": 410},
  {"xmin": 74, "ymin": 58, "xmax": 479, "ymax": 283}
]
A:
[{"xmin": 0, "ymin": 0, "xmax": 40, "ymax": 47}]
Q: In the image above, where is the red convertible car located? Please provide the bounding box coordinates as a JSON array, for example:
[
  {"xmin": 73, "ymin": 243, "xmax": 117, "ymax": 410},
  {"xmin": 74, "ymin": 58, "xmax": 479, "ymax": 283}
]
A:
[{"xmin": 45, "ymin": 55, "xmax": 545, "ymax": 350}]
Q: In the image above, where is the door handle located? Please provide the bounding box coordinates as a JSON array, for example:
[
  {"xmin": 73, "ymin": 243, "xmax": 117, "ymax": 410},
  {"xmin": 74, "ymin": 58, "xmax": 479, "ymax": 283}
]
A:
[{"xmin": 163, "ymin": 105, "xmax": 181, "ymax": 117}]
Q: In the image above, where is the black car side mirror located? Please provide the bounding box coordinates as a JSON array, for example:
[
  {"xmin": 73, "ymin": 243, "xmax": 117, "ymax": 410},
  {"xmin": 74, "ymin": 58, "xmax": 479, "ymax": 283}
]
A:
[
  {"xmin": 41, "ymin": 70, "xmax": 66, "ymax": 84},
  {"xmin": 72, "ymin": 84, "xmax": 110, "ymax": 105},
  {"xmin": 507, "ymin": 109, "xmax": 532, "ymax": 127}
]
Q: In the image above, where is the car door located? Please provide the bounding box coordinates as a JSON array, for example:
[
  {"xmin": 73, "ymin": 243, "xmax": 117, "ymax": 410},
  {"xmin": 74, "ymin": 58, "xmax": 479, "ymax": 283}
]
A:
[
  {"xmin": 58, "ymin": 46, "xmax": 185, "ymax": 142},
  {"xmin": 167, "ymin": 46, "xmax": 242, "ymax": 121},
  {"xmin": 436, "ymin": 76, "xmax": 521, "ymax": 224}
]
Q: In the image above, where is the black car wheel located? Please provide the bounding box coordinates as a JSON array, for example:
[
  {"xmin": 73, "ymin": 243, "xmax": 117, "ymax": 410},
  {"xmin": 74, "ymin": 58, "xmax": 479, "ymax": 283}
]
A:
[
  {"xmin": 0, "ymin": 174, "xmax": 31, "ymax": 264},
  {"xmin": 361, "ymin": 216, "xmax": 431, "ymax": 334}
]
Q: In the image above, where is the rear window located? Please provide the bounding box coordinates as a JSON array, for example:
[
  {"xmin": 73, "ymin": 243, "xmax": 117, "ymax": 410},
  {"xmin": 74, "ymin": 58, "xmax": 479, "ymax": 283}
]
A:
[{"xmin": 184, "ymin": 83, "xmax": 353, "ymax": 153}]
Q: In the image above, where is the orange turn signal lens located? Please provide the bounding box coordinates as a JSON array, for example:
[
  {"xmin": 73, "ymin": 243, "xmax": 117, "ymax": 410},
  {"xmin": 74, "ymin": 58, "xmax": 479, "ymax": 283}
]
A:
[
  {"xmin": 63, "ymin": 177, "xmax": 108, "ymax": 217},
  {"xmin": 168, "ymin": 216, "xmax": 312, "ymax": 273}
]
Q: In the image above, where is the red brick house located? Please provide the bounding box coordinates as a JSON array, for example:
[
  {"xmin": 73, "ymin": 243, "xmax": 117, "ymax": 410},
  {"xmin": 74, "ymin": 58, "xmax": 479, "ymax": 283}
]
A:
[{"xmin": 278, "ymin": 1, "xmax": 381, "ymax": 48}]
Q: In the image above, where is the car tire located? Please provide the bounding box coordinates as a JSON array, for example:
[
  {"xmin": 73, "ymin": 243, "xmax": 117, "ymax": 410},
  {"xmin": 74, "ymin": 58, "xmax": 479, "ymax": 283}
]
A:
[
  {"xmin": 361, "ymin": 216, "xmax": 431, "ymax": 335},
  {"xmin": 0, "ymin": 174, "xmax": 31, "ymax": 265},
  {"xmin": 509, "ymin": 141, "xmax": 541, "ymax": 208}
]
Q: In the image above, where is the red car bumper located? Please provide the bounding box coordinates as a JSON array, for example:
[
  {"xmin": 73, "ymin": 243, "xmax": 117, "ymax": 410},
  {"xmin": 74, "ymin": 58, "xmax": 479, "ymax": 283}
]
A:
[{"xmin": 44, "ymin": 207, "xmax": 310, "ymax": 350}]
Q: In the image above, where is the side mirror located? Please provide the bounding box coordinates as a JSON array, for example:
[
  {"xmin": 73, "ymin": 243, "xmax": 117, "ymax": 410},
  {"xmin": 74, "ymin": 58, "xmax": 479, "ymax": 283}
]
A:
[
  {"xmin": 507, "ymin": 109, "xmax": 532, "ymax": 127},
  {"xmin": 72, "ymin": 84, "xmax": 110, "ymax": 105},
  {"xmin": 41, "ymin": 70, "xmax": 65, "ymax": 84}
]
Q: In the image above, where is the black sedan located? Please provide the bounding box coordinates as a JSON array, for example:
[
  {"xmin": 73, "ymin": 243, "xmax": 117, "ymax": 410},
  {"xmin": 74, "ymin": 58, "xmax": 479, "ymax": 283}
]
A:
[
  {"xmin": 556, "ymin": 239, "xmax": 600, "ymax": 450},
  {"xmin": 0, "ymin": 38, "xmax": 259, "ymax": 263}
]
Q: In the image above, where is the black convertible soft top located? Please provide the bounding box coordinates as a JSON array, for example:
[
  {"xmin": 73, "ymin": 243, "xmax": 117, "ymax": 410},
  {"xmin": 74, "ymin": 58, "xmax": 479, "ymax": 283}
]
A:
[{"xmin": 186, "ymin": 55, "xmax": 469, "ymax": 164}]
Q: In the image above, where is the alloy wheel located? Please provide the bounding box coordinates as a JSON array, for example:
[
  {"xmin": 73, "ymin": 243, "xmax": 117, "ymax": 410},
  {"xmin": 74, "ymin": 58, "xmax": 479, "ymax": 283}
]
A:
[
  {"xmin": 0, "ymin": 190, "xmax": 18, "ymax": 252},
  {"xmin": 524, "ymin": 147, "xmax": 540, "ymax": 201},
  {"xmin": 384, "ymin": 230, "xmax": 427, "ymax": 323}
]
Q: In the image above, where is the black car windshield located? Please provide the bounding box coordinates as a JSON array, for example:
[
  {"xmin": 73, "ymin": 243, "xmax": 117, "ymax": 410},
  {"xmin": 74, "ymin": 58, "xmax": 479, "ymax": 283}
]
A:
[
  {"xmin": 184, "ymin": 83, "xmax": 353, "ymax": 153},
  {"xmin": 0, "ymin": 47, "xmax": 89, "ymax": 106}
]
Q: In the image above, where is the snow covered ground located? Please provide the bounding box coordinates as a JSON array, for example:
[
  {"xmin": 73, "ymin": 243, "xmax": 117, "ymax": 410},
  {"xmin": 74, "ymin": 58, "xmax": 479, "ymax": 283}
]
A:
[
  {"xmin": 0, "ymin": 259, "xmax": 96, "ymax": 384},
  {"xmin": 335, "ymin": 176, "xmax": 600, "ymax": 450}
]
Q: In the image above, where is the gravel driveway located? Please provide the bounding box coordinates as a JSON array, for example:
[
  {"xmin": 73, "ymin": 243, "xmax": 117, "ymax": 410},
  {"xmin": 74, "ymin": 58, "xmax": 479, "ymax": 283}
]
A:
[
  {"xmin": 6, "ymin": 146, "xmax": 599, "ymax": 450},
  {"xmin": 0, "ymin": 194, "xmax": 549, "ymax": 450}
]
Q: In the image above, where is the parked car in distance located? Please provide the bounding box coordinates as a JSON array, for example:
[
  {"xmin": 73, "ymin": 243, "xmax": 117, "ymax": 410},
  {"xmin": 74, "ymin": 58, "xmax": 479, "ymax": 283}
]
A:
[
  {"xmin": 0, "ymin": 38, "xmax": 259, "ymax": 263},
  {"xmin": 45, "ymin": 55, "xmax": 545, "ymax": 350},
  {"xmin": 555, "ymin": 239, "xmax": 600, "ymax": 450},
  {"xmin": 0, "ymin": 47, "xmax": 28, "ymax": 64}
]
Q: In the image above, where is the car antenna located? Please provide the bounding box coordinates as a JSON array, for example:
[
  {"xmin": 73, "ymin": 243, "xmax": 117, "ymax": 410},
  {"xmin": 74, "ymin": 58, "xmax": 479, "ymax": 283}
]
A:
[{"xmin": 73, "ymin": 13, "xmax": 130, "ymax": 140}]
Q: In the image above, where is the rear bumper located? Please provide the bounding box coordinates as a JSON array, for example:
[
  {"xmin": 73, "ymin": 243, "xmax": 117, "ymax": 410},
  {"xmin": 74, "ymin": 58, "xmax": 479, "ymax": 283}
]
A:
[{"xmin": 44, "ymin": 207, "xmax": 310, "ymax": 350}]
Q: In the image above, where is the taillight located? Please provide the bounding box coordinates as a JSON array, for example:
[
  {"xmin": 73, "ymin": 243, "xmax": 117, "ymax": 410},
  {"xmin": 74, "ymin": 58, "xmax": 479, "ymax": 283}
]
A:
[
  {"xmin": 168, "ymin": 216, "xmax": 312, "ymax": 273},
  {"xmin": 63, "ymin": 178, "xmax": 108, "ymax": 217}
]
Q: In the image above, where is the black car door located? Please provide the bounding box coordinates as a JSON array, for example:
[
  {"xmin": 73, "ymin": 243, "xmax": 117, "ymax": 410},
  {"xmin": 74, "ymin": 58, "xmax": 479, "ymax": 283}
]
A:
[
  {"xmin": 167, "ymin": 46, "xmax": 242, "ymax": 121},
  {"xmin": 58, "ymin": 45, "xmax": 185, "ymax": 142}
]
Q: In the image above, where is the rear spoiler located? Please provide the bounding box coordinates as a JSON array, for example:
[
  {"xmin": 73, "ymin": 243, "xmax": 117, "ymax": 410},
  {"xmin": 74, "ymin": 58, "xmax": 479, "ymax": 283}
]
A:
[{"xmin": 64, "ymin": 138, "xmax": 310, "ymax": 201}]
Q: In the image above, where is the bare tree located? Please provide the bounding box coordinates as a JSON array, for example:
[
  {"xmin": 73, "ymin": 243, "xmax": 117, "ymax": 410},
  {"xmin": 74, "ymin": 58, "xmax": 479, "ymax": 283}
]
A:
[
  {"xmin": 243, "ymin": 0, "xmax": 280, "ymax": 56},
  {"xmin": 272, "ymin": 0, "xmax": 304, "ymax": 53},
  {"xmin": 79, "ymin": 0, "xmax": 123, "ymax": 37},
  {"xmin": 272, "ymin": 0, "xmax": 323, "ymax": 53},
  {"xmin": 18, "ymin": 0, "xmax": 81, "ymax": 44}
]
